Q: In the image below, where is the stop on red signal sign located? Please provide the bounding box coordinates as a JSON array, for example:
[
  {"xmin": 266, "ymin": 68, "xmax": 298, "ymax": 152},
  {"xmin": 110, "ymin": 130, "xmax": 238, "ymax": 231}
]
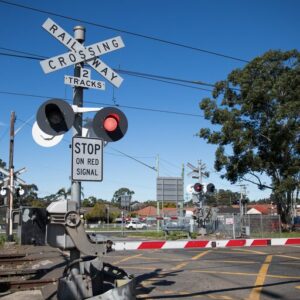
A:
[{"xmin": 72, "ymin": 137, "xmax": 103, "ymax": 182}]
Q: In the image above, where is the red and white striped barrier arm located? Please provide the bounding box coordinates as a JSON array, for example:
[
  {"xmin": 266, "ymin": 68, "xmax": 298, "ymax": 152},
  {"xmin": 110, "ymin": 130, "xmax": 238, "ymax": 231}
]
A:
[{"xmin": 112, "ymin": 238, "xmax": 300, "ymax": 251}]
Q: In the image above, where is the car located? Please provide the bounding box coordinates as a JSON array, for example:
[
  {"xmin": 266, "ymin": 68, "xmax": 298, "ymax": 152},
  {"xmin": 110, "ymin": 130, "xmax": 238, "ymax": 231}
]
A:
[
  {"xmin": 162, "ymin": 222, "xmax": 190, "ymax": 232},
  {"xmin": 125, "ymin": 221, "xmax": 147, "ymax": 230}
]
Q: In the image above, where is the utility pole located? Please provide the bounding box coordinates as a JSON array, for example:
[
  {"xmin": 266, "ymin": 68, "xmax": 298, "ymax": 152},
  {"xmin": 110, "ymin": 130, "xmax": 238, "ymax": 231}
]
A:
[
  {"xmin": 238, "ymin": 184, "xmax": 247, "ymax": 216},
  {"xmin": 7, "ymin": 111, "xmax": 15, "ymax": 241},
  {"xmin": 70, "ymin": 25, "xmax": 85, "ymax": 272},
  {"xmin": 179, "ymin": 163, "xmax": 184, "ymax": 218},
  {"xmin": 156, "ymin": 154, "xmax": 160, "ymax": 231}
]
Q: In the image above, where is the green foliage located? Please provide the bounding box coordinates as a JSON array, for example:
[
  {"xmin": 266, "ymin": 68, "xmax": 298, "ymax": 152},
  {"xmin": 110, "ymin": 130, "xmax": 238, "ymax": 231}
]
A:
[
  {"xmin": 199, "ymin": 50, "xmax": 300, "ymax": 223},
  {"xmin": 112, "ymin": 187, "xmax": 135, "ymax": 206},
  {"xmin": 205, "ymin": 189, "xmax": 241, "ymax": 206},
  {"xmin": 109, "ymin": 210, "xmax": 121, "ymax": 222},
  {"xmin": 0, "ymin": 234, "xmax": 6, "ymax": 247},
  {"xmin": 85, "ymin": 202, "xmax": 106, "ymax": 222},
  {"xmin": 17, "ymin": 184, "xmax": 39, "ymax": 207},
  {"xmin": 82, "ymin": 196, "xmax": 97, "ymax": 207},
  {"xmin": 163, "ymin": 202, "xmax": 177, "ymax": 208},
  {"xmin": 127, "ymin": 231, "xmax": 165, "ymax": 239},
  {"xmin": 0, "ymin": 159, "xmax": 6, "ymax": 169},
  {"xmin": 56, "ymin": 187, "xmax": 71, "ymax": 200},
  {"xmin": 30, "ymin": 199, "xmax": 47, "ymax": 208},
  {"xmin": 141, "ymin": 200, "xmax": 157, "ymax": 208}
]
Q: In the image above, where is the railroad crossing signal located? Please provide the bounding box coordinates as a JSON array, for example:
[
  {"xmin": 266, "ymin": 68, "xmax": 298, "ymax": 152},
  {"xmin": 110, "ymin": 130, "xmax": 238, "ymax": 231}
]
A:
[
  {"xmin": 40, "ymin": 18, "xmax": 125, "ymax": 88},
  {"xmin": 0, "ymin": 167, "xmax": 26, "ymax": 185},
  {"xmin": 187, "ymin": 161, "xmax": 208, "ymax": 179},
  {"xmin": 193, "ymin": 183, "xmax": 203, "ymax": 194},
  {"xmin": 36, "ymin": 99, "xmax": 75, "ymax": 136},
  {"xmin": 206, "ymin": 183, "xmax": 215, "ymax": 193},
  {"xmin": 33, "ymin": 98, "xmax": 128, "ymax": 145},
  {"xmin": 92, "ymin": 107, "xmax": 128, "ymax": 142}
]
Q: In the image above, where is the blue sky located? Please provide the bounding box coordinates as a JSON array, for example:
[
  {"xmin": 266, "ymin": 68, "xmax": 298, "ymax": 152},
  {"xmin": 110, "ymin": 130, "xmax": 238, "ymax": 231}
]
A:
[{"xmin": 0, "ymin": 0, "xmax": 299, "ymax": 202}]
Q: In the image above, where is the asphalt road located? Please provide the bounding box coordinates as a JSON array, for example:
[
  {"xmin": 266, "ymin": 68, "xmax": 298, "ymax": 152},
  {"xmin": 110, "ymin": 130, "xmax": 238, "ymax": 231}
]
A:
[{"xmin": 104, "ymin": 245, "xmax": 300, "ymax": 300}]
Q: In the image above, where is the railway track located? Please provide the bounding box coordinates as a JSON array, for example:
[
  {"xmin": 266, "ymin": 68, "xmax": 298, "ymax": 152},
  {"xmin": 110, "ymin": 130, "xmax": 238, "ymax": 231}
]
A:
[{"xmin": 0, "ymin": 250, "xmax": 63, "ymax": 294}]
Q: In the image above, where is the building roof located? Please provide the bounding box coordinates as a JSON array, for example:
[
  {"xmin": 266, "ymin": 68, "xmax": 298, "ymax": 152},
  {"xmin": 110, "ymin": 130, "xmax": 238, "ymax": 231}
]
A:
[
  {"xmin": 134, "ymin": 206, "xmax": 157, "ymax": 217},
  {"xmin": 247, "ymin": 207, "xmax": 262, "ymax": 215},
  {"xmin": 134, "ymin": 205, "xmax": 197, "ymax": 217},
  {"xmin": 247, "ymin": 204, "xmax": 276, "ymax": 215}
]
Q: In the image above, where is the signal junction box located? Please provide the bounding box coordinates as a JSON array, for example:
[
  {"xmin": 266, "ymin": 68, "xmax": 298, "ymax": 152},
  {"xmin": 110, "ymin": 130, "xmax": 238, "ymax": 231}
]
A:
[{"xmin": 46, "ymin": 200, "xmax": 78, "ymax": 250}]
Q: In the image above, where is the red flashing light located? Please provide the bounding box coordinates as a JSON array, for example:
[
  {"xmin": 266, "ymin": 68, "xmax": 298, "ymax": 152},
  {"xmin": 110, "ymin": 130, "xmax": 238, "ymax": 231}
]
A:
[
  {"xmin": 194, "ymin": 183, "xmax": 203, "ymax": 193},
  {"xmin": 104, "ymin": 115, "xmax": 119, "ymax": 132},
  {"xmin": 93, "ymin": 107, "xmax": 128, "ymax": 142}
]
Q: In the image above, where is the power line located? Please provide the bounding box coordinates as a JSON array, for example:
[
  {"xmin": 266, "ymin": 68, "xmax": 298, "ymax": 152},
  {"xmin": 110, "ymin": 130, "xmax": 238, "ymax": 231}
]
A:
[
  {"xmin": 0, "ymin": 0, "xmax": 249, "ymax": 63},
  {"xmin": 160, "ymin": 158, "xmax": 182, "ymax": 170},
  {"xmin": 118, "ymin": 69, "xmax": 213, "ymax": 92},
  {"xmin": 0, "ymin": 50, "xmax": 214, "ymax": 92},
  {"xmin": 16, "ymin": 116, "xmax": 159, "ymax": 172},
  {"xmin": 120, "ymin": 69, "xmax": 215, "ymax": 88},
  {"xmin": 0, "ymin": 47, "xmax": 45, "ymax": 59},
  {"xmin": 108, "ymin": 147, "xmax": 157, "ymax": 172},
  {"xmin": 0, "ymin": 90, "xmax": 204, "ymax": 118}
]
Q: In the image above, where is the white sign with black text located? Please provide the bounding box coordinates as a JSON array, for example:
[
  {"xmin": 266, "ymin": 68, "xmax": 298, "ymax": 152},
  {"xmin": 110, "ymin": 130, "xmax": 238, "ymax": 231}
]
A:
[
  {"xmin": 65, "ymin": 68, "xmax": 105, "ymax": 90},
  {"xmin": 40, "ymin": 18, "xmax": 124, "ymax": 88},
  {"xmin": 72, "ymin": 137, "xmax": 103, "ymax": 181}
]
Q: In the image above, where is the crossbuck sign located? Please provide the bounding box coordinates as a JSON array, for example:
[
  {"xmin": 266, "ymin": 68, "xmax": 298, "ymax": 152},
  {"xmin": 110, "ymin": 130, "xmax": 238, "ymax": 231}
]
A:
[{"xmin": 40, "ymin": 18, "xmax": 125, "ymax": 88}]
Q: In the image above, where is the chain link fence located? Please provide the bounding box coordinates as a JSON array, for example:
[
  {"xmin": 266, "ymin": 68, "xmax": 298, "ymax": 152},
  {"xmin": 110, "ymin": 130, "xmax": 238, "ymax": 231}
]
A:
[
  {"xmin": 241, "ymin": 214, "xmax": 281, "ymax": 238},
  {"xmin": 207, "ymin": 213, "xmax": 281, "ymax": 238}
]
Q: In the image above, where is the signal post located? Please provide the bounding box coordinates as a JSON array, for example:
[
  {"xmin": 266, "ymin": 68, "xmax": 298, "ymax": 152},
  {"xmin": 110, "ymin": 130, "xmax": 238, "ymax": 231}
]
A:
[
  {"xmin": 70, "ymin": 24, "xmax": 85, "ymax": 271},
  {"xmin": 187, "ymin": 161, "xmax": 215, "ymax": 233},
  {"xmin": 34, "ymin": 18, "xmax": 132, "ymax": 300}
]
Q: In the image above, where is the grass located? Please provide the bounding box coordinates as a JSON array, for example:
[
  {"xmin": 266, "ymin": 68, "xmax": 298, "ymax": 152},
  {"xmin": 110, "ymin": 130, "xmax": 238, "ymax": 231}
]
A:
[
  {"xmin": 251, "ymin": 231, "xmax": 300, "ymax": 238},
  {"xmin": 118, "ymin": 230, "xmax": 300, "ymax": 240},
  {"xmin": 127, "ymin": 231, "xmax": 165, "ymax": 239},
  {"xmin": 0, "ymin": 234, "xmax": 6, "ymax": 247}
]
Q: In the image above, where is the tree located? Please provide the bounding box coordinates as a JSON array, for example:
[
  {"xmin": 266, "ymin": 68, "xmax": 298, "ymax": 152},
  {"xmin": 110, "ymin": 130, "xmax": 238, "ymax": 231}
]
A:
[
  {"xmin": 85, "ymin": 202, "xmax": 106, "ymax": 223},
  {"xmin": 0, "ymin": 159, "xmax": 6, "ymax": 169},
  {"xmin": 56, "ymin": 187, "xmax": 71, "ymax": 200},
  {"xmin": 82, "ymin": 196, "xmax": 97, "ymax": 207},
  {"xmin": 205, "ymin": 189, "xmax": 241, "ymax": 206},
  {"xmin": 43, "ymin": 193, "xmax": 59, "ymax": 203},
  {"xmin": 199, "ymin": 50, "xmax": 300, "ymax": 224},
  {"xmin": 112, "ymin": 187, "xmax": 135, "ymax": 207},
  {"xmin": 17, "ymin": 184, "xmax": 39, "ymax": 207},
  {"xmin": 31, "ymin": 199, "xmax": 47, "ymax": 208}
]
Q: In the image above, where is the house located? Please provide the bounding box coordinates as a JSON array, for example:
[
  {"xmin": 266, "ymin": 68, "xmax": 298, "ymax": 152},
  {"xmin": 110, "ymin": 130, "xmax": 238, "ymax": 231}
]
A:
[
  {"xmin": 134, "ymin": 206, "xmax": 157, "ymax": 218},
  {"xmin": 133, "ymin": 205, "xmax": 196, "ymax": 219},
  {"xmin": 247, "ymin": 204, "xmax": 277, "ymax": 215}
]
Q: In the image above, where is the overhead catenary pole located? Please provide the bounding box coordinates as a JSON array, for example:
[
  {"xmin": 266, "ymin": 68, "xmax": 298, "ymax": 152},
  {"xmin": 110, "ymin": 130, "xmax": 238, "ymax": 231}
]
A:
[
  {"xmin": 70, "ymin": 25, "xmax": 85, "ymax": 272},
  {"xmin": 156, "ymin": 154, "xmax": 160, "ymax": 231},
  {"xmin": 7, "ymin": 111, "xmax": 15, "ymax": 241}
]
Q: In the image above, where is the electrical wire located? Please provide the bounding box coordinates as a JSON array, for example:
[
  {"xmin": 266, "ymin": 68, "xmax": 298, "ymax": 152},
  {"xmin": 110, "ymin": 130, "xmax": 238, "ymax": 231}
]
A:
[
  {"xmin": 0, "ymin": 0, "xmax": 249, "ymax": 63},
  {"xmin": 0, "ymin": 49, "xmax": 214, "ymax": 91},
  {"xmin": 0, "ymin": 47, "xmax": 45, "ymax": 59},
  {"xmin": 15, "ymin": 117, "xmax": 159, "ymax": 172},
  {"xmin": 108, "ymin": 147, "xmax": 157, "ymax": 172},
  {"xmin": 0, "ymin": 90, "xmax": 204, "ymax": 118},
  {"xmin": 160, "ymin": 158, "xmax": 182, "ymax": 170}
]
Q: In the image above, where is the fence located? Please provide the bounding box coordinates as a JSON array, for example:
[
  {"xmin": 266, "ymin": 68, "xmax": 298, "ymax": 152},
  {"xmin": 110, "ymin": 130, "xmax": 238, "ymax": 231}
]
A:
[
  {"xmin": 208, "ymin": 213, "xmax": 281, "ymax": 238},
  {"xmin": 241, "ymin": 214, "xmax": 281, "ymax": 238}
]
